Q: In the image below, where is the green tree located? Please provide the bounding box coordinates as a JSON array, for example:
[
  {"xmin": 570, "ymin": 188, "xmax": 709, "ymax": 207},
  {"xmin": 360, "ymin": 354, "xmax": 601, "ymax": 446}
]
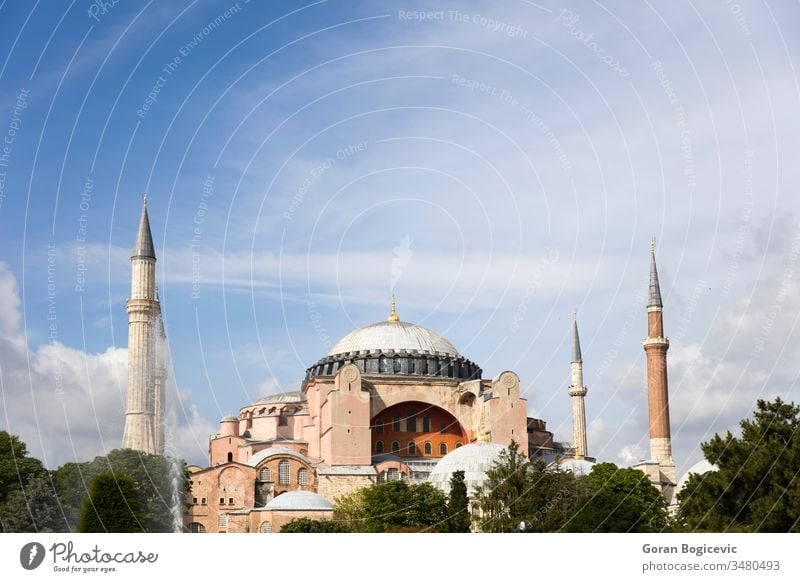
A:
[
  {"xmin": 53, "ymin": 449, "xmax": 190, "ymax": 532},
  {"xmin": 565, "ymin": 463, "xmax": 668, "ymax": 532},
  {"xmin": 0, "ymin": 475, "xmax": 68, "ymax": 533},
  {"xmin": 474, "ymin": 442, "xmax": 585, "ymax": 532},
  {"xmin": 78, "ymin": 471, "xmax": 144, "ymax": 533},
  {"xmin": 475, "ymin": 441, "xmax": 535, "ymax": 532},
  {"xmin": 446, "ymin": 470, "xmax": 471, "ymax": 532},
  {"xmin": 677, "ymin": 397, "xmax": 800, "ymax": 532},
  {"xmin": 333, "ymin": 479, "xmax": 449, "ymax": 532},
  {"xmin": 0, "ymin": 431, "xmax": 46, "ymax": 507},
  {"xmin": 525, "ymin": 463, "xmax": 585, "ymax": 533},
  {"xmin": 280, "ymin": 517, "xmax": 351, "ymax": 532}
]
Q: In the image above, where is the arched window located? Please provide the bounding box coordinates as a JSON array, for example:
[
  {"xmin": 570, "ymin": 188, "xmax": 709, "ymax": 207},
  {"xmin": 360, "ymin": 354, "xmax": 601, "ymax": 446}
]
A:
[
  {"xmin": 218, "ymin": 514, "xmax": 227, "ymax": 528},
  {"xmin": 393, "ymin": 358, "xmax": 401, "ymax": 373},
  {"xmin": 424, "ymin": 442, "xmax": 432, "ymax": 456},
  {"xmin": 375, "ymin": 441, "xmax": 384, "ymax": 454},
  {"xmin": 260, "ymin": 467, "xmax": 271, "ymax": 481},
  {"xmin": 391, "ymin": 441, "xmax": 400, "ymax": 454},
  {"xmin": 379, "ymin": 355, "xmax": 387, "ymax": 372},
  {"xmin": 440, "ymin": 443, "xmax": 447, "ymax": 456},
  {"xmin": 278, "ymin": 460, "xmax": 290, "ymax": 485},
  {"xmin": 259, "ymin": 522, "xmax": 272, "ymax": 533},
  {"xmin": 387, "ymin": 468, "xmax": 399, "ymax": 481},
  {"xmin": 455, "ymin": 442, "xmax": 463, "ymax": 449},
  {"xmin": 227, "ymin": 452, "xmax": 233, "ymax": 463},
  {"xmin": 188, "ymin": 522, "xmax": 206, "ymax": 533},
  {"xmin": 408, "ymin": 441, "xmax": 416, "ymax": 456},
  {"xmin": 298, "ymin": 468, "xmax": 309, "ymax": 486}
]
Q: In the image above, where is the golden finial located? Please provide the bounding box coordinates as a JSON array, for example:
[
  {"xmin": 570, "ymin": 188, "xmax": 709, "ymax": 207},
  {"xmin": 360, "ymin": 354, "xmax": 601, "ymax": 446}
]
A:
[
  {"xmin": 143, "ymin": 192, "xmax": 147, "ymax": 207},
  {"xmin": 650, "ymin": 237, "xmax": 656, "ymax": 254},
  {"xmin": 477, "ymin": 431, "xmax": 489, "ymax": 443},
  {"xmin": 387, "ymin": 293, "xmax": 399, "ymax": 322},
  {"xmin": 572, "ymin": 309, "xmax": 577, "ymax": 322}
]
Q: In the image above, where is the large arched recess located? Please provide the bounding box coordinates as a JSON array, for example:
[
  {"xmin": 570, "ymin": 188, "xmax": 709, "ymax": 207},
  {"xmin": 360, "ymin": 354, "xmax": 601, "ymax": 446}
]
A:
[{"xmin": 370, "ymin": 401, "xmax": 467, "ymax": 459}]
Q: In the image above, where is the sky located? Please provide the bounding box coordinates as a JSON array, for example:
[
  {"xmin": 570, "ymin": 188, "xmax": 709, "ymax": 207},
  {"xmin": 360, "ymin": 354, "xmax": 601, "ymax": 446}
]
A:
[{"xmin": 0, "ymin": 0, "xmax": 798, "ymax": 472}]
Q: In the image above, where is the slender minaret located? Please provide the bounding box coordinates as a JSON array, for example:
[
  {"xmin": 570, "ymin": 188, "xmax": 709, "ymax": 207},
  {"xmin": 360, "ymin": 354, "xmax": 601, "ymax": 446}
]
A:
[
  {"xmin": 643, "ymin": 240, "xmax": 675, "ymax": 482},
  {"xmin": 567, "ymin": 311, "xmax": 588, "ymax": 459},
  {"xmin": 121, "ymin": 195, "xmax": 160, "ymax": 454}
]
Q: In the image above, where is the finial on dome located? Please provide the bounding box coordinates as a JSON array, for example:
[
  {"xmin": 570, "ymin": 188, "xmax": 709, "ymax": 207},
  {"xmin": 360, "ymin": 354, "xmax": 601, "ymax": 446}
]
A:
[
  {"xmin": 143, "ymin": 192, "xmax": 147, "ymax": 206},
  {"xmin": 387, "ymin": 293, "xmax": 399, "ymax": 322},
  {"xmin": 477, "ymin": 431, "xmax": 489, "ymax": 443}
]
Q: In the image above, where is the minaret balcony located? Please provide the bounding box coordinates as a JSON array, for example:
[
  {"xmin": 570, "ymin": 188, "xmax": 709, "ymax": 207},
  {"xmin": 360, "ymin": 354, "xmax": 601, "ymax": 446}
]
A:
[{"xmin": 642, "ymin": 337, "xmax": 669, "ymax": 348}]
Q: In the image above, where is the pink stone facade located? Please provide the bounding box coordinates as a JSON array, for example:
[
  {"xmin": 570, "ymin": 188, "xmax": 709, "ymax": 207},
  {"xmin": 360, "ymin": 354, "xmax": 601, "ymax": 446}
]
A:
[{"xmin": 185, "ymin": 329, "xmax": 551, "ymax": 533}]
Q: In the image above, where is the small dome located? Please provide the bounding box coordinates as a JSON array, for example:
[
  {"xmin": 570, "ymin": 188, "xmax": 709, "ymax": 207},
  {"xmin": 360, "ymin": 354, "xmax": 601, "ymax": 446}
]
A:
[
  {"xmin": 427, "ymin": 441, "xmax": 506, "ymax": 495},
  {"xmin": 677, "ymin": 459, "xmax": 717, "ymax": 494},
  {"xmin": 255, "ymin": 391, "xmax": 306, "ymax": 405},
  {"xmin": 329, "ymin": 320, "xmax": 459, "ymax": 357},
  {"xmin": 264, "ymin": 491, "xmax": 333, "ymax": 511},
  {"xmin": 556, "ymin": 458, "xmax": 595, "ymax": 475},
  {"xmin": 221, "ymin": 415, "xmax": 239, "ymax": 422}
]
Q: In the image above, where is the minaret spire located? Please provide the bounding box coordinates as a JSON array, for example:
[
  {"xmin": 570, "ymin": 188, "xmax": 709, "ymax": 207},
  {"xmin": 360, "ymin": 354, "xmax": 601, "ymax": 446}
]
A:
[
  {"xmin": 568, "ymin": 311, "xmax": 588, "ymax": 460},
  {"xmin": 133, "ymin": 194, "xmax": 156, "ymax": 259},
  {"xmin": 648, "ymin": 238, "xmax": 662, "ymax": 308},
  {"xmin": 571, "ymin": 310, "xmax": 582, "ymax": 364}
]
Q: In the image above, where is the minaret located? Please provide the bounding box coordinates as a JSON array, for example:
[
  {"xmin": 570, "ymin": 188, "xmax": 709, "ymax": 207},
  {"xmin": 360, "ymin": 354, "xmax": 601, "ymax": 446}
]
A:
[
  {"xmin": 121, "ymin": 195, "xmax": 160, "ymax": 454},
  {"xmin": 643, "ymin": 240, "xmax": 676, "ymax": 485},
  {"xmin": 567, "ymin": 311, "xmax": 588, "ymax": 459}
]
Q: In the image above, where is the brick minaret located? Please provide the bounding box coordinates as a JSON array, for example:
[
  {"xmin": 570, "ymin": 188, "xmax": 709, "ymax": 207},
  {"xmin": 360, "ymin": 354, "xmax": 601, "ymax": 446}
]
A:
[
  {"xmin": 643, "ymin": 240, "xmax": 675, "ymax": 485},
  {"xmin": 567, "ymin": 311, "xmax": 588, "ymax": 459},
  {"xmin": 121, "ymin": 195, "xmax": 162, "ymax": 454}
]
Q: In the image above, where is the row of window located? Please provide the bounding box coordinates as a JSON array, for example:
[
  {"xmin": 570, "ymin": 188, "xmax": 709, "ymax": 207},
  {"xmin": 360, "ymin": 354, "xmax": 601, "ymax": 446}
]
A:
[
  {"xmin": 191, "ymin": 517, "xmax": 273, "ymax": 533},
  {"xmin": 375, "ymin": 441, "xmax": 462, "ymax": 456},
  {"xmin": 191, "ymin": 496, "xmax": 242, "ymax": 506},
  {"xmin": 374, "ymin": 416, "xmax": 448, "ymax": 434},
  {"xmin": 258, "ymin": 462, "xmax": 309, "ymax": 486},
  {"xmin": 375, "ymin": 356, "xmax": 463, "ymax": 376}
]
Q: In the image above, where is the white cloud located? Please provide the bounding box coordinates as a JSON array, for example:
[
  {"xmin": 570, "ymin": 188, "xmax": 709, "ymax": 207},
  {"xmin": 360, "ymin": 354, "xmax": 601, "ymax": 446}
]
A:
[
  {"xmin": 0, "ymin": 263, "xmax": 21, "ymax": 335},
  {"xmin": 0, "ymin": 267, "xmax": 213, "ymax": 468}
]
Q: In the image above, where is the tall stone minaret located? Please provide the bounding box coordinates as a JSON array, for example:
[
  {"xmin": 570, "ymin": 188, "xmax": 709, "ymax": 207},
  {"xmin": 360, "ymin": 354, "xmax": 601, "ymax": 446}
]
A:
[
  {"xmin": 643, "ymin": 240, "xmax": 675, "ymax": 486},
  {"xmin": 121, "ymin": 195, "xmax": 162, "ymax": 454},
  {"xmin": 567, "ymin": 311, "xmax": 588, "ymax": 459}
]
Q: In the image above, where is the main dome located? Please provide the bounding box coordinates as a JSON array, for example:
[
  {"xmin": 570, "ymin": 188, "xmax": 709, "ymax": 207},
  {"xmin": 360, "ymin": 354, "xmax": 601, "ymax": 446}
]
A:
[
  {"xmin": 304, "ymin": 297, "xmax": 482, "ymax": 382},
  {"xmin": 329, "ymin": 320, "xmax": 460, "ymax": 357}
]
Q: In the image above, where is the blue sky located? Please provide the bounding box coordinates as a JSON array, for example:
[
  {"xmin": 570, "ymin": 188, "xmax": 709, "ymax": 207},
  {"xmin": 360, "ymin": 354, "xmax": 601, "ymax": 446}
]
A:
[{"xmin": 0, "ymin": 0, "xmax": 798, "ymax": 469}]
